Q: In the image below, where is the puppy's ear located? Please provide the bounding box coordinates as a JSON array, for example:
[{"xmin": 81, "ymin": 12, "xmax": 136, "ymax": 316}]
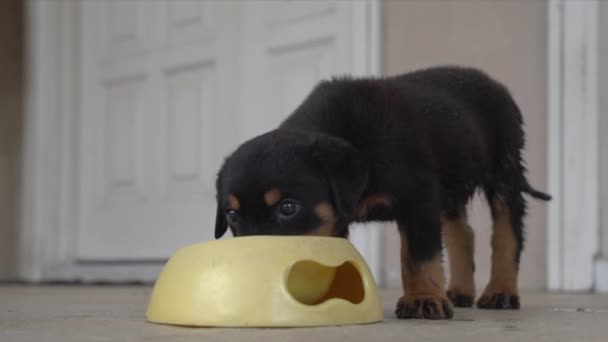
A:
[
  {"xmin": 311, "ymin": 135, "xmax": 368, "ymax": 219},
  {"xmin": 214, "ymin": 202, "xmax": 228, "ymax": 239},
  {"xmin": 214, "ymin": 174, "xmax": 228, "ymax": 239}
]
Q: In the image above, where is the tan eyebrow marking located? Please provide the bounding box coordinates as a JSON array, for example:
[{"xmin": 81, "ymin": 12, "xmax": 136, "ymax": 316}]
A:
[
  {"xmin": 306, "ymin": 202, "xmax": 337, "ymax": 236},
  {"xmin": 264, "ymin": 188, "xmax": 281, "ymax": 206},
  {"xmin": 227, "ymin": 194, "xmax": 240, "ymax": 210}
]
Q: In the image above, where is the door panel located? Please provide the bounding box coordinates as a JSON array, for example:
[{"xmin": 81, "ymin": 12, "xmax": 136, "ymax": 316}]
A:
[
  {"xmin": 239, "ymin": 1, "xmax": 352, "ymax": 139},
  {"xmin": 269, "ymin": 41, "xmax": 333, "ymax": 124},
  {"xmin": 78, "ymin": 1, "xmax": 236, "ymax": 260}
]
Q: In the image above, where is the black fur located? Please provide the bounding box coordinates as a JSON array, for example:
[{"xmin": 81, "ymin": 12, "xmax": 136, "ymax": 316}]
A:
[{"xmin": 214, "ymin": 66, "xmax": 550, "ymax": 310}]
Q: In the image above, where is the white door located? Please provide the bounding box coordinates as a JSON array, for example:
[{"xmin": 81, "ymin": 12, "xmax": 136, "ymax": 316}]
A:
[
  {"xmin": 73, "ymin": 0, "xmax": 381, "ymax": 279},
  {"xmin": 78, "ymin": 1, "xmax": 239, "ymax": 259},
  {"xmin": 238, "ymin": 1, "xmax": 355, "ymax": 138}
]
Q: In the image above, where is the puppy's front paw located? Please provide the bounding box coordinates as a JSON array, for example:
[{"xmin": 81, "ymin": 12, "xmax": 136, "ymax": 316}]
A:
[
  {"xmin": 447, "ymin": 290, "xmax": 474, "ymax": 308},
  {"xmin": 477, "ymin": 292, "xmax": 520, "ymax": 310},
  {"xmin": 395, "ymin": 296, "xmax": 454, "ymax": 319}
]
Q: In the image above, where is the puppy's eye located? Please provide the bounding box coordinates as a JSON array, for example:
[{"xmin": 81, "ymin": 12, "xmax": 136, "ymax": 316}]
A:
[
  {"xmin": 278, "ymin": 199, "xmax": 300, "ymax": 218},
  {"xmin": 225, "ymin": 209, "xmax": 240, "ymax": 226}
]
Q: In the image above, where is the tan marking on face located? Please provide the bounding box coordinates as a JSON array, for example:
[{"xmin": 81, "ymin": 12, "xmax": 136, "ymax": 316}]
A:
[
  {"xmin": 264, "ymin": 188, "xmax": 281, "ymax": 206},
  {"xmin": 399, "ymin": 230, "xmax": 446, "ymax": 297},
  {"xmin": 356, "ymin": 193, "xmax": 395, "ymax": 218},
  {"xmin": 307, "ymin": 203, "xmax": 337, "ymax": 236},
  {"xmin": 441, "ymin": 210, "xmax": 475, "ymax": 298},
  {"xmin": 227, "ymin": 194, "xmax": 240, "ymax": 211},
  {"xmin": 480, "ymin": 197, "xmax": 518, "ymax": 297}
]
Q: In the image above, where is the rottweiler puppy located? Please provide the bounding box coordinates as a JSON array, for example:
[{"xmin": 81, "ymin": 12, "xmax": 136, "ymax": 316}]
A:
[{"xmin": 214, "ymin": 66, "xmax": 551, "ymax": 320}]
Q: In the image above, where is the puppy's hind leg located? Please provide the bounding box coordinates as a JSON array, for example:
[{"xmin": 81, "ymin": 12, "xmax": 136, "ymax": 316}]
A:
[{"xmin": 477, "ymin": 186, "xmax": 524, "ymax": 310}]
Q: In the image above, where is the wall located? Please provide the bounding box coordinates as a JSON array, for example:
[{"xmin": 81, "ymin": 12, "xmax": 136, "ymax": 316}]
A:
[
  {"xmin": 382, "ymin": 0, "xmax": 548, "ymax": 291},
  {"xmin": 0, "ymin": 0, "xmax": 23, "ymax": 280}
]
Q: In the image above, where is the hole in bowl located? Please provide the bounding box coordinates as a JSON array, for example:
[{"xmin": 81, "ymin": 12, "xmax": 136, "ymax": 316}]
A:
[{"xmin": 286, "ymin": 260, "xmax": 365, "ymax": 305}]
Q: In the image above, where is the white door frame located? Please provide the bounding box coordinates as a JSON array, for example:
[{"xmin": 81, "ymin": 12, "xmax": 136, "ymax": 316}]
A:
[
  {"xmin": 345, "ymin": 0, "xmax": 384, "ymax": 286},
  {"xmin": 19, "ymin": 0, "xmax": 384, "ymax": 283},
  {"xmin": 594, "ymin": 0, "xmax": 608, "ymax": 293},
  {"xmin": 547, "ymin": 0, "xmax": 600, "ymax": 291},
  {"xmin": 20, "ymin": 0, "xmax": 82, "ymax": 281}
]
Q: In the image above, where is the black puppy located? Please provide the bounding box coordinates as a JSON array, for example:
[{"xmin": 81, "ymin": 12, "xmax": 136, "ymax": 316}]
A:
[{"xmin": 214, "ymin": 66, "xmax": 550, "ymax": 320}]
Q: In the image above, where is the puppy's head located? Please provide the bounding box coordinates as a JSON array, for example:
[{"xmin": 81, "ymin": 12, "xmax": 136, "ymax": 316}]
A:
[{"xmin": 214, "ymin": 129, "xmax": 368, "ymax": 239}]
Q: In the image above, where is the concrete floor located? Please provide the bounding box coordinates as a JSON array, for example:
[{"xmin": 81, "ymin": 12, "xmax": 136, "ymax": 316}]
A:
[{"xmin": 1, "ymin": 286, "xmax": 607, "ymax": 342}]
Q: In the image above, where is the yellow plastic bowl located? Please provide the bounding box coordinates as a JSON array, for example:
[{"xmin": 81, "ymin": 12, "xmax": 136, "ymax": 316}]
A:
[{"xmin": 146, "ymin": 236, "xmax": 383, "ymax": 327}]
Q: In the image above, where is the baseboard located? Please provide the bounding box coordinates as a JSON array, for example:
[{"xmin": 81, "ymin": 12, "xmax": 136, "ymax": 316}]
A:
[
  {"xmin": 41, "ymin": 263, "xmax": 165, "ymax": 284},
  {"xmin": 594, "ymin": 258, "xmax": 608, "ymax": 293}
]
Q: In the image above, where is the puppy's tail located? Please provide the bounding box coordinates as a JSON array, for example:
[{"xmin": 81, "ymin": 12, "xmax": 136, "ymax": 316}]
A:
[{"xmin": 522, "ymin": 180, "xmax": 552, "ymax": 201}]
